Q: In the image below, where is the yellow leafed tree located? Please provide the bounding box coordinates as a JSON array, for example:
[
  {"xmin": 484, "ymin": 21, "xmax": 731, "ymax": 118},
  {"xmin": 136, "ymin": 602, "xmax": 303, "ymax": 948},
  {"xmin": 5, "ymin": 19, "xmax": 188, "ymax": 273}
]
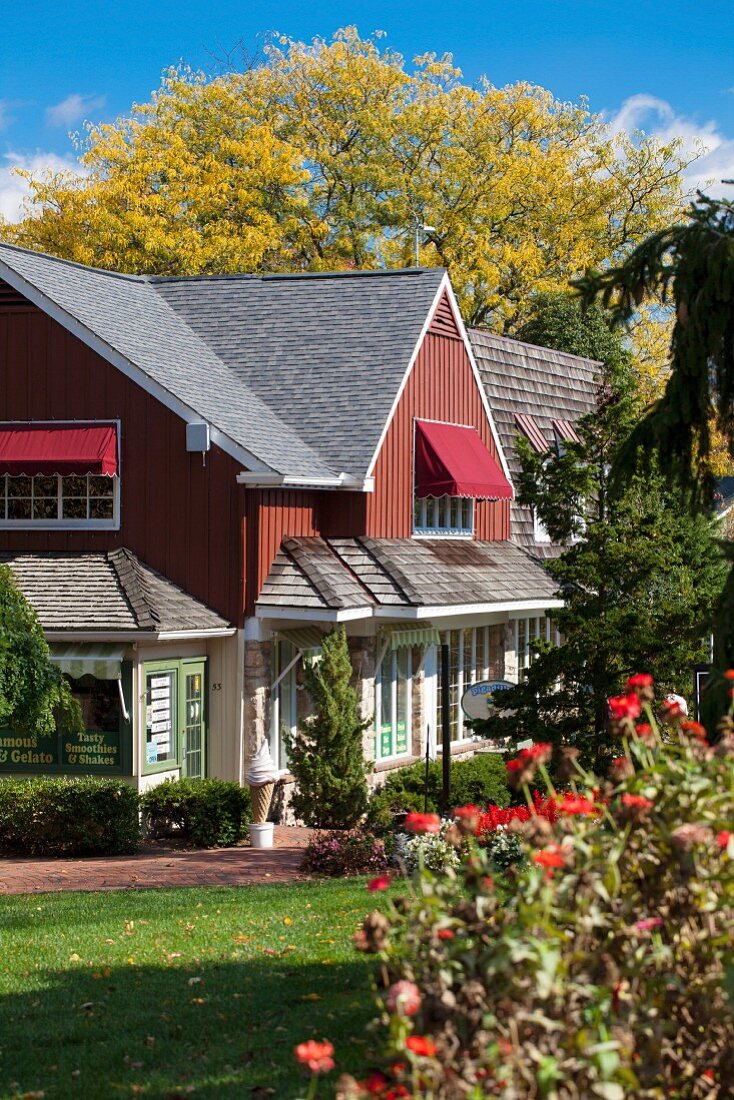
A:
[{"xmin": 2, "ymin": 27, "xmax": 691, "ymax": 344}]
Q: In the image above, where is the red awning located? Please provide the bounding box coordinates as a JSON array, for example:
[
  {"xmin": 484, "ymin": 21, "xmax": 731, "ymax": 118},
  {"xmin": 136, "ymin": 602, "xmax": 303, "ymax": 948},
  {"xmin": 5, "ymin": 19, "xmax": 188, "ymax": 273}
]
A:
[
  {"xmin": 0, "ymin": 425, "xmax": 118, "ymax": 476},
  {"xmin": 414, "ymin": 419, "xmax": 513, "ymax": 500}
]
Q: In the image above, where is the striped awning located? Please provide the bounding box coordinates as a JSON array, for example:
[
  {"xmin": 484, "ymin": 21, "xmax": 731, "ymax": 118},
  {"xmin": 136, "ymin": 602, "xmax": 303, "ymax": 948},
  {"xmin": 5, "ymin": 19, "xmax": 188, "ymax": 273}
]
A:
[
  {"xmin": 385, "ymin": 625, "xmax": 441, "ymax": 650},
  {"xmin": 49, "ymin": 643, "xmax": 127, "ymax": 680},
  {"xmin": 278, "ymin": 627, "xmax": 324, "ymax": 664}
]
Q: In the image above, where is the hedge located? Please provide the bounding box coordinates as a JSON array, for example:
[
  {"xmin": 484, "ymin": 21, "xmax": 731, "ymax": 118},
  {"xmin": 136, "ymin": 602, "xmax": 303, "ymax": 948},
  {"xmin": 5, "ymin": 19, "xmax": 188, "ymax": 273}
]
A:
[
  {"xmin": 0, "ymin": 777, "xmax": 141, "ymax": 856},
  {"xmin": 140, "ymin": 778, "xmax": 252, "ymax": 848},
  {"xmin": 367, "ymin": 752, "xmax": 510, "ymax": 832}
]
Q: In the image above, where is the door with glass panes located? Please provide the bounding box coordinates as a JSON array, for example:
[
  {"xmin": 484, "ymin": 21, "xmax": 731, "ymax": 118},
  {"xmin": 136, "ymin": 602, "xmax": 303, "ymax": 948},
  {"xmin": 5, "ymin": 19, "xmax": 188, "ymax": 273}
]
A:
[{"xmin": 180, "ymin": 660, "xmax": 206, "ymax": 778}]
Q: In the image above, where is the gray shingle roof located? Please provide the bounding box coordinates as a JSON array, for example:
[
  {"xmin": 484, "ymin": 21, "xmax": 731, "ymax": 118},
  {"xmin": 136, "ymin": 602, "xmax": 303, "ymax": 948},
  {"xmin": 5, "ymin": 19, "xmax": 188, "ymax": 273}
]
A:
[
  {"xmin": 0, "ymin": 243, "xmax": 444, "ymax": 479},
  {"xmin": 1, "ymin": 549, "xmax": 231, "ymax": 633},
  {"xmin": 469, "ymin": 329, "xmax": 599, "ymax": 559},
  {"xmin": 256, "ymin": 536, "xmax": 558, "ymax": 613}
]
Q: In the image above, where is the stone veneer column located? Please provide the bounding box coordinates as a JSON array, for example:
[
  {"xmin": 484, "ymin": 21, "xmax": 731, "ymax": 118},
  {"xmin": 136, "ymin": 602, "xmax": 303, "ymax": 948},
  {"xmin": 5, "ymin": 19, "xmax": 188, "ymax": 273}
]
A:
[
  {"xmin": 243, "ymin": 636, "xmax": 272, "ymax": 761},
  {"xmin": 348, "ymin": 635, "xmax": 376, "ymax": 767}
]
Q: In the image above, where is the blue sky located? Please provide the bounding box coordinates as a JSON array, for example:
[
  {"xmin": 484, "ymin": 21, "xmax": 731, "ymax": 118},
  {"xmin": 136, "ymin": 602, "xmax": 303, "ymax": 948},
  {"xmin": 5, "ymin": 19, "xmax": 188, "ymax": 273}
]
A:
[{"xmin": 2, "ymin": 0, "xmax": 734, "ymax": 219}]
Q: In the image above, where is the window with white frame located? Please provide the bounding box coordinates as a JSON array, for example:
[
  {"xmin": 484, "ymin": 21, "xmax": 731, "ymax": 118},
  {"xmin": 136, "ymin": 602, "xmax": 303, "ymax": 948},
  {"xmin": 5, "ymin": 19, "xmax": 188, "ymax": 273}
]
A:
[
  {"xmin": 515, "ymin": 616, "xmax": 561, "ymax": 676},
  {"xmin": 375, "ymin": 648, "xmax": 412, "ymax": 761},
  {"xmin": 413, "ymin": 495, "xmax": 473, "ymax": 536},
  {"xmin": 0, "ymin": 473, "xmax": 119, "ymax": 527},
  {"xmin": 533, "ymin": 508, "xmax": 551, "ymax": 543},
  {"xmin": 270, "ymin": 640, "xmax": 297, "ymax": 773},
  {"xmin": 435, "ymin": 626, "xmax": 503, "ymax": 742}
]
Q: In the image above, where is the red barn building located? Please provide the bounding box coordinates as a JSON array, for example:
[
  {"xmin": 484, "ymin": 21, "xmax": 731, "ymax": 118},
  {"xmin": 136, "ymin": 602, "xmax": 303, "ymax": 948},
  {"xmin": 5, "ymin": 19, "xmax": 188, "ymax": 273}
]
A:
[{"xmin": 0, "ymin": 243, "xmax": 590, "ymax": 791}]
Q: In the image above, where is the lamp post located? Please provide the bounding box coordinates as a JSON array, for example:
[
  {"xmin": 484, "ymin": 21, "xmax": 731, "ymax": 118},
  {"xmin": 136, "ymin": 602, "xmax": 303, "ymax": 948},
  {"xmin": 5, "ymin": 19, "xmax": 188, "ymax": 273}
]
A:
[{"xmin": 413, "ymin": 219, "xmax": 436, "ymax": 267}]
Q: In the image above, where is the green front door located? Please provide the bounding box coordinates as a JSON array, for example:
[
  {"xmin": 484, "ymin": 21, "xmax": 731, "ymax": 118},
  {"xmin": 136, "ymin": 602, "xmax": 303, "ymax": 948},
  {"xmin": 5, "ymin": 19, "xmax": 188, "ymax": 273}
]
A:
[{"xmin": 180, "ymin": 661, "xmax": 206, "ymax": 778}]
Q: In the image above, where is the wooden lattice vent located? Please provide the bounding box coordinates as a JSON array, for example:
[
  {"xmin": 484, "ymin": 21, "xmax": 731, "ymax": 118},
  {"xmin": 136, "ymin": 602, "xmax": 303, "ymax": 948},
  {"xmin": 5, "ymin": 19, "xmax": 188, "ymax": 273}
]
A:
[
  {"xmin": 0, "ymin": 280, "xmax": 36, "ymax": 313},
  {"xmin": 428, "ymin": 292, "xmax": 461, "ymax": 339}
]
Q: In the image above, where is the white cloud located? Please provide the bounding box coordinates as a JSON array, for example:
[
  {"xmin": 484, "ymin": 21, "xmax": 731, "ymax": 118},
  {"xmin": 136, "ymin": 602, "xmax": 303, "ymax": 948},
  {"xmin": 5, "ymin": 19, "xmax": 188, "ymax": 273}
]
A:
[
  {"xmin": 609, "ymin": 93, "xmax": 734, "ymax": 198},
  {"xmin": 0, "ymin": 151, "xmax": 81, "ymax": 223},
  {"xmin": 45, "ymin": 93, "xmax": 105, "ymax": 128}
]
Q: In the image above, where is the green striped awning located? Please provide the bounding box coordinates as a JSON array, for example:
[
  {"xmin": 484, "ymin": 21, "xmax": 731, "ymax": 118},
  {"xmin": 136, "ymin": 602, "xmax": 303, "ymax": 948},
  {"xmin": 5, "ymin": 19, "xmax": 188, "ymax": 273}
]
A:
[
  {"xmin": 278, "ymin": 627, "xmax": 324, "ymax": 664},
  {"xmin": 49, "ymin": 643, "xmax": 127, "ymax": 681},
  {"xmin": 385, "ymin": 625, "xmax": 441, "ymax": 651}
]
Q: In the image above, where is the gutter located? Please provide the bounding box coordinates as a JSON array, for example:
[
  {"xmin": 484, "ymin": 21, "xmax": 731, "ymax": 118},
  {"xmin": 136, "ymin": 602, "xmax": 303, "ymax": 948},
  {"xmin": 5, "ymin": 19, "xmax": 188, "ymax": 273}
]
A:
[{"xmin": 236, "ymin": 472, "xmax": 374, "ymax": 492}]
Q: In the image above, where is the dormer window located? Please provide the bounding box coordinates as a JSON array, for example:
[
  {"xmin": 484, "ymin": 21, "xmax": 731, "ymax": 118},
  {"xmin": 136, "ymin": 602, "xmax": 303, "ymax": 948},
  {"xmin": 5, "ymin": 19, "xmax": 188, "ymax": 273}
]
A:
[
  {"xmin": 0, "ymin": 423, "xmax": 120, "ymax": 530},
  {"xmin": 412, "ymin": 418, "xmax": 512, "ymax": 538},
  {"xmin": 414, "ymin": 495, "xmax": 474, "ymax": 536}
]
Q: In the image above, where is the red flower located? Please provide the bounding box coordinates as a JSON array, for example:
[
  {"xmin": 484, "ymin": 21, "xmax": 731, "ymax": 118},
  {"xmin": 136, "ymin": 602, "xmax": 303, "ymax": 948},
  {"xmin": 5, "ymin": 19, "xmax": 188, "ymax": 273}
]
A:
[
  {"xmin": 610, "ymin": 756, "xmax": 635, "ymax": 780},
  {"xmin": 621, "ymin": 793, "xmax": 654, "ymax": 810},
  {"xmin": 387, "ymin": 980, "xmax": 422, "ymax": 1016},
  {"xmin": 405, "ymin": 1036, "xmax": 437, "ymax": 1057},
  {"xmin": 608, "ymin": 693, "xmax": 641, "ymax": 720},
  {"xmin": 557, "ymin": 793, "xmax": 596, "ymax": 815},
  {"xmin": 627, "ymin": 673, "xmax": 653, "ymax": 690},
  {"xmin": 295, "ymin": 1040, "xmax": 335, "ymax": 1074},
  {"xmin": 404, "ymin": 812, "xmax": 441, "ymax": 835},
  {"xmin": 724, "ymin": 670, "xmax": 734, "ymax": 681},
  {"xmin": 635, "ymin": 722, "xmax": 655, "ymax": 740},
  {"xmin": 680, "ymin": 720, "xmax": 708, "ymax": 742},
  {"xmin": 437, "ymin": 928, "xmax": 455, "ymax": 940},
  {"xmin": 368, "ymin": 874, "xmax": 392, "ymax": 892},
  {"xmin": 361, "ymin": 1072, "xmax": 388, "ymax": 1095},
  {"xmin": 532, "ymin": 845, "xmax": 565, "ymax": 869},
  {"xmin": 716, "ymin": 830, "xmax": 731, "ymax": 849},
  {"xmin": 634, "ymin": 917, "xmax": 664, "ymax": 931},
  {"xmin": 662, "ymin": 697, "xmax": 686, "ymax": 721}
]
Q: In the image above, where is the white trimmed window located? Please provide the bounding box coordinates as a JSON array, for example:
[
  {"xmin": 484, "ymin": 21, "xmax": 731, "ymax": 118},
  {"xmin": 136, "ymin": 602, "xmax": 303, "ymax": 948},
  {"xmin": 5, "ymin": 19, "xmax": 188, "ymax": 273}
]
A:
[
  {"xmin": 0, "ymin": 473, "xmax": 119, "ymax": 529},
  {"xmin": 375, "ymin": 648, "xmax": 412, "ymax": 761},
  {"xmin": 435, "ymin": 626, "xmax": 502, "ymax": 742},
  {"xmin": 413, "ymin": 495, "xmax": 474, "ymax": 536},
  {"xmin": 516, "ymin": 616, "xmax": 561, "ymax": 676}
]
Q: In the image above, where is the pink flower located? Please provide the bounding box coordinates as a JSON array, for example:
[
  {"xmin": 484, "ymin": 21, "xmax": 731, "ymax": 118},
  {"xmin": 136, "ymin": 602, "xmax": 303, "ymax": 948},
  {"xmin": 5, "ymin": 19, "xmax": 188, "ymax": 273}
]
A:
[
  {"xmin": 608, "ymin": 693, "xmax": 642, "ymax": 720},
  {"xmin": 367, "ymin": 874, "xmax": 392, "ymax": 892},
  {"xmin": 295, "ymin": 1040, "xmax": 335, "ymax": 1074},
  {"xmin": 634, "ymin": 917, "xmax": 664, "ymax": 931},
  {"xmin": 387, "ymin": 980, "xmax": 422, "ymax": 1016},
  {"xmin": 404, "ymin": 812, "xmax": 441, "ymax": 835}
]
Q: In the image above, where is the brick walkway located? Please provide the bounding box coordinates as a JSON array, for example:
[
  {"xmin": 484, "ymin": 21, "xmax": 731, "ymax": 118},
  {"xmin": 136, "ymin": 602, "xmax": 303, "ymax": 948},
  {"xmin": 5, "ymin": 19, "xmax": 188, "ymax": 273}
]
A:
[{"xmin": 0, "ymin": 826, "xmax": 315, "ymax": 895}]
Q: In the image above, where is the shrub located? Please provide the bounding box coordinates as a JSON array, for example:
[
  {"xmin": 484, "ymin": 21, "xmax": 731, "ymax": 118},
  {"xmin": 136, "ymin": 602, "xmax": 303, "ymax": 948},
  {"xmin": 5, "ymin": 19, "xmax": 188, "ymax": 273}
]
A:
[
  {"xmin": 0, "ymin": 776, "xmax": 140, "ymax": 856},
  {"xmin": 393, "ymin": 828, "xmax": 460, "ymax": 875},
  {"xmin": 366, "ymin": 753, "xmax": 510, "ymax": 833},
  {"xmin": 351, "ymin": 685, "xmax": 734, "ymax": 1098},
  {"xmin": 301, "ymin": 829, "xmax": 389, "ymax": 877},
  {"xmin": 285, "ymin": 629, "xmax": 371, "ymax": 828},
  {"xmin": 141, "ymin": 778, "xmax": 251, "ymax": 848}
]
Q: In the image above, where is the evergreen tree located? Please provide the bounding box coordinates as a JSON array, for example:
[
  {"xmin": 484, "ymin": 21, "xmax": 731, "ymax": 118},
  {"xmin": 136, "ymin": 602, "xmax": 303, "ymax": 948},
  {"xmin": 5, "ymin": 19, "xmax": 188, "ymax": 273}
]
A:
[
  {"xmin": 483, "ymin": 297, "xmax": 726, "ymax": 765},
  {"xmin": 0, "ymin": 564, "xmax": 81, "ymax": 734},
  {"xmin": 284, "ymin": 629, "xmax": 370, "ymax": 828}
]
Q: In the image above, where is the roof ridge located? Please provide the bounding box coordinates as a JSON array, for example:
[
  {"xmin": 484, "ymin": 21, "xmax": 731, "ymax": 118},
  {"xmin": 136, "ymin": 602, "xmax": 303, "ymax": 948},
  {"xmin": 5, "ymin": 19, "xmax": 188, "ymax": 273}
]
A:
[
  {"xmin": 323, "ymin": 539, "xmax": 378, "ymax": 606},
  {"xmin": 357, "ymin": 537, "xmax": 422, "ymax": 606},
  {"xmin": 107, "ymin": 547, "xmax": 158, "ymax": 630},
  {"xmin": 147, "ymin": 266, "xmax": 445, "ymax": 285},
  {"xmin": 469, "ymin": 326, "xmax": 601, "ymax": 369},
  {"xmin": 0, "ymin": 241, "xmax": 147, "ymax": 283}
]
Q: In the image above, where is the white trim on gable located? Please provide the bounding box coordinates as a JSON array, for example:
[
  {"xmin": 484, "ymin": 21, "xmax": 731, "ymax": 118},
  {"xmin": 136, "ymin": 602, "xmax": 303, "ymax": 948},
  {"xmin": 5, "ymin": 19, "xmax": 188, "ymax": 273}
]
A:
[
  {"xmin": 442, "ymin": 280, "xmax": 515, "ymax": 487},
  {"xmin": 0, "ymin": 259, "xmax": 273, "ymax": 474},
  {"xmin": 365, "ymin": 273, "xmax": 448, "ymax": 479},
  {"xmin": 365, "ymin": 273, "xmax": 515, "ymax": 497}
]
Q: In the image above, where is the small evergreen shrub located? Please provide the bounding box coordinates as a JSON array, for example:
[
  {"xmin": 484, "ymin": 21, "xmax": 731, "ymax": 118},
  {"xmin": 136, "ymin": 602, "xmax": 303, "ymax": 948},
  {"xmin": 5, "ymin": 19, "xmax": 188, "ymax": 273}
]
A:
[
  {"xmin": 141, "ymin": 778, "xmax": 251, "ymax": 848},
  {"xmin": 301, "ymin": 829, "xmax": 389, "ymax": 877},
  {"xmin": 367, "ymin": 753, "xmax": 510, "ymax": 833},
  {"xmin": 285, "ymin": 629, "xmax": 371, "ymax": 828},
  {"xmin": 0, "ymin": 777, "xmax": 140, "ymax": 856}
]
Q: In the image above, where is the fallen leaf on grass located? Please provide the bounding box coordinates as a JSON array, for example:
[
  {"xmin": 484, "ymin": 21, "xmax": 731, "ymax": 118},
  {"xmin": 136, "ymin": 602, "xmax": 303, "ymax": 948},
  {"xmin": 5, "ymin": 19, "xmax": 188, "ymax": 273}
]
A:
[
  {"xmin": 301, "ymin": 993, "xmax": 321, "ymax": 1001},
  {"xmin": 283, "ymin": 917, "xmax": 293, "ymax": 926}
]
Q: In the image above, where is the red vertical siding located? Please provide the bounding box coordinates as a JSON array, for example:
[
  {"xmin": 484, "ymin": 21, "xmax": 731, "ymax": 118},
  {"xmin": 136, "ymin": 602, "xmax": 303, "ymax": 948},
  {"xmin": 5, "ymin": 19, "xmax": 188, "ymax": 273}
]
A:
[
  {"xmin": 0, "ymin": 300, "xmax": 245, "ymax": 625},
  {"xmin": 245, "ymin": 489, "xmax": 320, "ymax": 615},
  {"xmin": 364, "ymin": 295, "xmax": 510, "ymax": 540}
]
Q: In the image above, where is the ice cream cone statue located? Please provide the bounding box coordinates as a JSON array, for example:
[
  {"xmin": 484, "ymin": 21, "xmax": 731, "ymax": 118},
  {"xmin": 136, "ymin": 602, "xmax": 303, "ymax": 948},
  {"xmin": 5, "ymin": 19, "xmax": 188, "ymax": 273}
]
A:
[{"xmin": 247, "ymin": 740, "xmax": 281, "ymax": 824}]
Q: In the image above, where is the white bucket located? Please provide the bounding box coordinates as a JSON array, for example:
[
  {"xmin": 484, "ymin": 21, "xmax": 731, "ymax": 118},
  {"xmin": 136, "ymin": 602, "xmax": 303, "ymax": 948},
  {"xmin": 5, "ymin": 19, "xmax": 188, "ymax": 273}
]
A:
[{"xmin": 249, "ymin": 822, "xmax": 275, "ymax": 849}]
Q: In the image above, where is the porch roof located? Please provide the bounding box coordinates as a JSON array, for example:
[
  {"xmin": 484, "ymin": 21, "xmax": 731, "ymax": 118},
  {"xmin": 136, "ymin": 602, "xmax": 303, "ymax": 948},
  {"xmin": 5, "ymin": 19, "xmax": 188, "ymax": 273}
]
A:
[
  {"xmin": 257, "ymin": 536, "xmax": 559, "ymax": 620},
  {"xmin": 0, "ymin": 548, "xmax": 232, "ymax": 634}
]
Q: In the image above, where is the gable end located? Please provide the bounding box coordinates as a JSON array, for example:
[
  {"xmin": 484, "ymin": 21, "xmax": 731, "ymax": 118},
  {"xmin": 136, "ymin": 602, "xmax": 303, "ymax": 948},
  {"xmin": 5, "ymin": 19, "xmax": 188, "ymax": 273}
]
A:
[
  {"xmin": 0, "ymin": 280, "xmax": 36, "ymax": 313},
  {"xmin": 428, "ymin": 291, "xmax": 461, "ymax": 339}
]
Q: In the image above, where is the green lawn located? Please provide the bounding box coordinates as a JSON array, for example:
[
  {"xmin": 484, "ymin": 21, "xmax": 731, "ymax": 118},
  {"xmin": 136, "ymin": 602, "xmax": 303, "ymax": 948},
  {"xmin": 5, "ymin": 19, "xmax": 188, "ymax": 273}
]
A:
[{"xmin": 0, "ymin": 880, "xmax": 387, "ymax": 1099}]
